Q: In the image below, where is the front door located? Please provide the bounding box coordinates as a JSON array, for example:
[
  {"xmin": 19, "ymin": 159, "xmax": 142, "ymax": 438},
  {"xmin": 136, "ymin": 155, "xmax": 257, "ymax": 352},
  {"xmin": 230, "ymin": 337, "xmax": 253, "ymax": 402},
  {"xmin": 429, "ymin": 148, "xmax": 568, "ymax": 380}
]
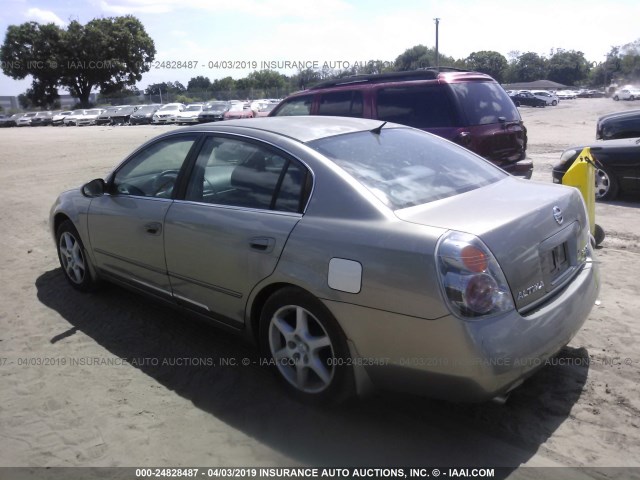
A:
[{"xmin": 88, "ymin": 134, "xmax": 199, "ymax": 297}]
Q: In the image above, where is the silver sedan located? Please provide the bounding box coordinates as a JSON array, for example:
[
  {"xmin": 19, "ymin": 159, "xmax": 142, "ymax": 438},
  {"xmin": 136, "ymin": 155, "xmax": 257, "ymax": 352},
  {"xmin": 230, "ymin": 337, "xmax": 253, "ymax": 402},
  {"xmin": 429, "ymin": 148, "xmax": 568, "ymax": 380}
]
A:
[{"xmin": 50, "ymin": 116, "xmax": 599, "ymax": 404}]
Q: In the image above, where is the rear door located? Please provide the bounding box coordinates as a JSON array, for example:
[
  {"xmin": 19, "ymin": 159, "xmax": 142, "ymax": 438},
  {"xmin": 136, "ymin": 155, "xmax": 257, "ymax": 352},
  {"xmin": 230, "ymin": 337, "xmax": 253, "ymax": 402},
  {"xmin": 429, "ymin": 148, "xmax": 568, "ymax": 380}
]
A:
[{"xmin": 164, "ymin": 135, "xmax": 310, "ymax": 325}]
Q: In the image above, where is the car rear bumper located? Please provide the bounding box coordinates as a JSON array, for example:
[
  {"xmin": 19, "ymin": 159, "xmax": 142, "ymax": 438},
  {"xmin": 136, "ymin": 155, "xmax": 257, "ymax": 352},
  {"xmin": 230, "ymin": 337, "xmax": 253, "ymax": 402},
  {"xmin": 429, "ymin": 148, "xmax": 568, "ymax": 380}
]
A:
[{"xmin": 325, "ymin": 260, "xmax": 598, "ymax": 402}]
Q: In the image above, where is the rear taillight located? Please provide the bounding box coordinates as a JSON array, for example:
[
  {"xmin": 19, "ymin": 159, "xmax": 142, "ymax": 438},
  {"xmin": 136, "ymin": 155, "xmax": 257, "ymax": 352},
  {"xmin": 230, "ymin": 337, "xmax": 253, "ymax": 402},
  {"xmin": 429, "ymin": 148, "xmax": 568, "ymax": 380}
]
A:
[{"xmin": 436, "ymin": 231, "xmax": 515, "ymax": 319}]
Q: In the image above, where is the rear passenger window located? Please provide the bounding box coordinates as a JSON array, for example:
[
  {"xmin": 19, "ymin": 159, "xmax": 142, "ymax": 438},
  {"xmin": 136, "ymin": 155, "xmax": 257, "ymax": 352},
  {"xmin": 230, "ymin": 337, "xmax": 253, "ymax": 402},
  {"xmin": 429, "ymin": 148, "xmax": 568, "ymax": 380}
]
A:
[
  {"xmin": 272, "ymin": 96, "xmax": 312, "ymax": 116},
  {"xmin": 376, "ymin": 86, "xmax": 458, "ymax": 128},
  {"xmin": 317, "ymin": 91, "xmax": 363, "ymax": 117},
  {"xmin": 185, "ymin": 136, "xmax": 308, "ymax": 212}
]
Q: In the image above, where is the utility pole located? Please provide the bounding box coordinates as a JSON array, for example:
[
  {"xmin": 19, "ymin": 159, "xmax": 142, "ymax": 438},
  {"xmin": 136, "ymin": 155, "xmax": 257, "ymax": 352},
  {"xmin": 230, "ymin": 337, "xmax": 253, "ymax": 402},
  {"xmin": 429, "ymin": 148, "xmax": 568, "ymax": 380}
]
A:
[{"xmin": 434, "ymin": 18, "xmax": 440, "ymax": 68}]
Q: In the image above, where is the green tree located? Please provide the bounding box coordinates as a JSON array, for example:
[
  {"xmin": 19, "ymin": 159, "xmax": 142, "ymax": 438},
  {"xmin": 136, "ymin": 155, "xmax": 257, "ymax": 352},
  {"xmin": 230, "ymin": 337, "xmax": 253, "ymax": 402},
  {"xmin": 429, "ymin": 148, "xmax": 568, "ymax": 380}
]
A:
[
  {"xmin": 25, "ymin": 81, "xmax": 61, "ymax": 109},
  {"xmin": 18, "ymin": 93, "xmax": 32, "ymax": 109},
  {"xmin": 547, "ymin": 50, "xmax": 591, "ymax": 86},
  {"xmin": 211, "ymin": 77, "xmax": 237, "ymax": 100},
  {"xmin": 0, "ymin": 22, "xmax": 62, "ymax": 107},
  {"xmin": 394, "ymin": 45, "xmax": 456, "ymax": 70},
  {"xmin": 187, "ymin": 75, "xmax": 212, "ymax": 91},
  {"xmin": 510, "ymin": 52, "xmax": 547, "ymax": 82},
  {"xmin": 1, "ymin": 15, "xmax": 156, "ymax": 107},
  {"xmin": 619, "ymin": 40, "xmax": 640, "ymax": 80},
  {"xmin": 464, "ymin": 51, "xmax": 508, "ymax": 82}
]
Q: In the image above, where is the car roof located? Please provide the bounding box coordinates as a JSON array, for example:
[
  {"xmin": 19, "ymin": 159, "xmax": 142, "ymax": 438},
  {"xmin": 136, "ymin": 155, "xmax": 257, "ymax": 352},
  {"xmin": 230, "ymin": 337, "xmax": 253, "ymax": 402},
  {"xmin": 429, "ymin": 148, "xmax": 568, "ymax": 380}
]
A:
[
  {"xmin": 598, "ymin": 109, "xmax": 640, "ymax": 122},
  {"xmin": 307, "ymin": 67, "xmax": 488, "ymax": 90},
  {"xmin": 179, "ymin": 115, "xmax": 397, "ymax": 143},
  {"xmin": 565, "ymin": 138, "xmax": 640, "ymax": 151}
]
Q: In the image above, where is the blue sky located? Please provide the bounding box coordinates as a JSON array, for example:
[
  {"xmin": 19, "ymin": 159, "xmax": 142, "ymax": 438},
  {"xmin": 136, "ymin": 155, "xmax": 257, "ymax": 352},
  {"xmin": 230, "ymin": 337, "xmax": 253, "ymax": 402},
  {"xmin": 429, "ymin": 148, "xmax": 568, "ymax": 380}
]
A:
[{"xmin": 1, "ymin": 0, "xmax": 639, "ymax": 96}]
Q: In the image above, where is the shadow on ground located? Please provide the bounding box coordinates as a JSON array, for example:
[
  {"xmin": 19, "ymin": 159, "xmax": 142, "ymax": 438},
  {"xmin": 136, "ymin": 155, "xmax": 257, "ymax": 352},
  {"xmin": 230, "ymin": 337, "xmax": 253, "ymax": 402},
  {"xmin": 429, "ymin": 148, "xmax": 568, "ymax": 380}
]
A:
[{"xmin": 36, "ymin": 268, "xmax": 590, "ymax": 474}]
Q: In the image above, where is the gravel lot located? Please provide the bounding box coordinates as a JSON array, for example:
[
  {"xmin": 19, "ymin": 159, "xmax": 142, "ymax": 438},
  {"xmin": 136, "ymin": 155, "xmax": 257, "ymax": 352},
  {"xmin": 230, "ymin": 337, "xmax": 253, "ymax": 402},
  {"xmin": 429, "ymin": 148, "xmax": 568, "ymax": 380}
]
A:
[{"xmin": 0, "ymin": 99, "xmax": 639, "ymax": 476}]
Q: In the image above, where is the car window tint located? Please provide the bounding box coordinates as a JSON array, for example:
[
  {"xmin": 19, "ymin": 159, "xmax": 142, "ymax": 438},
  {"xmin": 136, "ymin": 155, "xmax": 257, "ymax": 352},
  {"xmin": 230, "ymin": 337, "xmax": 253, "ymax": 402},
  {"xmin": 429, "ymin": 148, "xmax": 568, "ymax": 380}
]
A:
[
  {"xmin": 272, "ymin": 95, "xmax": 313, "ymax": 116},
  {"xmin": 185, "ymin": 136, "xmax": 306, "ymax": 212},
  {"xmin": 112, "ymin": 135, "xmax": 197, "ymax": 198},
  {"xmin": 376, "ymin": 86, "xmax": 458, "ymax": 128},
  {"xmin": 317, "ymin": 91, "xmax": 363, "ymax": 117}
]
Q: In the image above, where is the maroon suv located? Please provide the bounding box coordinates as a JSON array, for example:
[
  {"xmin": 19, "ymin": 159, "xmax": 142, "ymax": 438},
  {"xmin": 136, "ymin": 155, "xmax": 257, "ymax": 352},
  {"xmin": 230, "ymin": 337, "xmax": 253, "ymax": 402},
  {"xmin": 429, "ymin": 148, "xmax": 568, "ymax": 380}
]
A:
[{"xmin": 270, "ymin": 68, "xmax": 531, "ymax": 178}]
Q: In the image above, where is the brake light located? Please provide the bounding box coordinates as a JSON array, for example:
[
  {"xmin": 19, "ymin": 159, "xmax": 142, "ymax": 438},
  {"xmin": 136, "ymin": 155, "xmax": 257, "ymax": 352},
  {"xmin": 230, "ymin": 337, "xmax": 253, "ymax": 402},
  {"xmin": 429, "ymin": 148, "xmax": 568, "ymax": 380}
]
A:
[{"xmin": 436, "ymin": 231, "xmax": 515, "ymax": 319}]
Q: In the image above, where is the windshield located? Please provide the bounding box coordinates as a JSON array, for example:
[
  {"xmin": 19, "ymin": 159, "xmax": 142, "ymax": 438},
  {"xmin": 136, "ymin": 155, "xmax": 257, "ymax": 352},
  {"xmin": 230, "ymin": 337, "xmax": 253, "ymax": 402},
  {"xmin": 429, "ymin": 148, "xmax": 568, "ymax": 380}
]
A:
[
  {"xmin": 449, "ymin": 81, "xmax": 521, "ymax": 125},
  {"xmin": 135, "ymin": 106, "xmax": 157, "ymax": 113},
  {"xmin": 86, "ymin": 109, "xmax": 102, "ymax": 115},
  {"xmin": 159, "ymin": 104, "xmax": 181, "ymax": 111},
  {"xmin": 185, "ymin": 105, "xmax": 202, "ymax": 111},
  {"xmin": 309, "ymin": 128, "xmax": 505, "ymax": 210},
  {"xmin": 204, "ymin": 102, "xmax": 229, "ymax": 111}
]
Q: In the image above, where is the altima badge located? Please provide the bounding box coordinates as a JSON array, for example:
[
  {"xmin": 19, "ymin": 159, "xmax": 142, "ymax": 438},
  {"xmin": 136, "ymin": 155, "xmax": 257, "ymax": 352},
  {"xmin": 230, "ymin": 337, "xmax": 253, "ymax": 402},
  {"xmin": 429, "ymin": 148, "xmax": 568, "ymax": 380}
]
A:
[{"xmin": 553, "ymin": 206, "xmax": 563, "ymax": 225}]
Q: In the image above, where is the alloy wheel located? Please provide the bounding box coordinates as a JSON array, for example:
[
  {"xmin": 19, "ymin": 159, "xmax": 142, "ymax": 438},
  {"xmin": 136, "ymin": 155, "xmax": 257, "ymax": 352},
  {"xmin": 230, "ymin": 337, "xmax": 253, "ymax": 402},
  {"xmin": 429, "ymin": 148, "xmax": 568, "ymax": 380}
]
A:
[{"xmin": 268, "ymin": 305, "xmax": 335, "ymax": 394}]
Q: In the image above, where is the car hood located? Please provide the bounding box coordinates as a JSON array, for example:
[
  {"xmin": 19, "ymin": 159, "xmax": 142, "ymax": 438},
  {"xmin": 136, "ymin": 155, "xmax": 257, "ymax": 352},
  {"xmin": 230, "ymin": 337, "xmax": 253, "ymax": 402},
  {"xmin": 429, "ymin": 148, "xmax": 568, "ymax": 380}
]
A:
[{"xmin": 396, "ymin": 177, "xmax": 590, "ymax": 312}]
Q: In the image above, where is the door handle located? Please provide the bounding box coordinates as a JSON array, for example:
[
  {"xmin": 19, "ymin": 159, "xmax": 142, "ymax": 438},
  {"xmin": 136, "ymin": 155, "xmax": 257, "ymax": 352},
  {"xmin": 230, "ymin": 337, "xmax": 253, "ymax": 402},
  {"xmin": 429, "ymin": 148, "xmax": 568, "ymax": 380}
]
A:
[
  {"xmin": 144, "ymin": 222, "xmax": 162, "ymax": 235},
  {"xmin": 250, "ymin": 237, "xmax": 275, "ymax": 253}
]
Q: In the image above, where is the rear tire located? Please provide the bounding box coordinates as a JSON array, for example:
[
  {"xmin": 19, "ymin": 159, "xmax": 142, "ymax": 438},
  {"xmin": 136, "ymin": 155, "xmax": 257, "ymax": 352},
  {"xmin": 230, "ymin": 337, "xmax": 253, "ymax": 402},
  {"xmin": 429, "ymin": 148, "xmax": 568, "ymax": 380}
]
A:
[{"xmin": 259, "ymin": 287, "xmax": 354, "ymax": 405}]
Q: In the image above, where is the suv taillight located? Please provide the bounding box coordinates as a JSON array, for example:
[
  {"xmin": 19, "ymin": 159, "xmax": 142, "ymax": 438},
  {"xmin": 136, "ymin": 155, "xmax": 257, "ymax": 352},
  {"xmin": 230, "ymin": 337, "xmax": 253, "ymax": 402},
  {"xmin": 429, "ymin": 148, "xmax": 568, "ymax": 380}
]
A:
[{"xmin": 436, "ymin": 231, "xmax": 515, "ymax": 319}]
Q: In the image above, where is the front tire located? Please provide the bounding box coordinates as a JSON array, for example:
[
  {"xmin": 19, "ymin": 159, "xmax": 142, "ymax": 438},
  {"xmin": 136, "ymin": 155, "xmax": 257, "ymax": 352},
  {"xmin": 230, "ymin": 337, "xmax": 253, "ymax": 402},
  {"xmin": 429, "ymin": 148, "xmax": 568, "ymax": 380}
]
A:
[
  {"xmin": 56, "ymin": 220, "xmax": 98, "ymax": 291},
  {"xmin": 259, "ymin": 287, "xmax": 353, "ymax": 404}
]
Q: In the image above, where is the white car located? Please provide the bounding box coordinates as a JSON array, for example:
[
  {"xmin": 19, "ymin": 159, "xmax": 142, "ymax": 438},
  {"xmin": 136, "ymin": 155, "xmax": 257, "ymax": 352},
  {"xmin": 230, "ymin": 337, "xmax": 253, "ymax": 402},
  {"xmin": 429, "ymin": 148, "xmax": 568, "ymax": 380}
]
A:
[
  {"xmin": 17, "ymin": 112, "xmax": 37, "ymax": 126},
  {"xmin": 152, "ymin": 103, "xmax": 185, "ymax": 124},
  {"xmin": 52, "ymin": 110, "xmax": 73, "ymax": 126},
  {"xmin": 63, "ymin": 110, "xmax": 88, "ymax": 126},
  {"xmin": 556, "ymin": 90, "xmax": 576, "ymax": 100},
  {"xmin": 175, "ymin": 104, "xmax": 203, "ymax": 124},
  {"xmin": 532, "ymin": 90, "xmax": 559, "ymax": 106},
  {"xmin": 613, "ymin": 88, "xmax": 640, "ymax": 101},
  {"xmin": 76, "ymin": 109, "xmax": 105, "ymax": 126}
]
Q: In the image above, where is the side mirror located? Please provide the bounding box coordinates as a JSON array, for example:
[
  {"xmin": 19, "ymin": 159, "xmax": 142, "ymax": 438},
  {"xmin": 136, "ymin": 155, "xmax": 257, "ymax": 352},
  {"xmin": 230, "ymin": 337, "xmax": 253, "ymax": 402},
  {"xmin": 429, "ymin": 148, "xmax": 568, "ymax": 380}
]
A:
[{"xmin": 82, "ymin": 178, "xmax": 106, "ymax": 197}]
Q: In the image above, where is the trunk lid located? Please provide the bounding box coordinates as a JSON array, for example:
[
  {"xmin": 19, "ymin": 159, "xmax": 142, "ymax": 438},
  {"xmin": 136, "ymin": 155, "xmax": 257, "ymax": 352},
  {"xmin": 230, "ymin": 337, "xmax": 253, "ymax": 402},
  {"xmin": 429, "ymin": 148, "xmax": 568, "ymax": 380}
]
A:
[{"xmin": 396, "ymin": 177, "xmax": 590, "ymax": 312}]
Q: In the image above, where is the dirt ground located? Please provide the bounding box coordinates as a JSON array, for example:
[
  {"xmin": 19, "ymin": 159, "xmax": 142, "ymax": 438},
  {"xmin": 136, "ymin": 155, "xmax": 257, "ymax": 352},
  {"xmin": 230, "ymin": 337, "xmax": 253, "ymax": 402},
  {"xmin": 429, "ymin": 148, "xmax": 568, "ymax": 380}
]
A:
[{"xmin": 0, "ymin": 99, "xmax": 639, "ymax": 476}]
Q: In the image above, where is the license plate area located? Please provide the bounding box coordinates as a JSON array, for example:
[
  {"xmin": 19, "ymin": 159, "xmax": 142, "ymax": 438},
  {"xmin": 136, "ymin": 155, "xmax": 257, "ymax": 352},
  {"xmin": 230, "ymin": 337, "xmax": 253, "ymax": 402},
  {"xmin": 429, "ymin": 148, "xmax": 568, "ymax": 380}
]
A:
[{"xmin": 544, "ymin": 242, "xmax": 569, "ymax": 281}]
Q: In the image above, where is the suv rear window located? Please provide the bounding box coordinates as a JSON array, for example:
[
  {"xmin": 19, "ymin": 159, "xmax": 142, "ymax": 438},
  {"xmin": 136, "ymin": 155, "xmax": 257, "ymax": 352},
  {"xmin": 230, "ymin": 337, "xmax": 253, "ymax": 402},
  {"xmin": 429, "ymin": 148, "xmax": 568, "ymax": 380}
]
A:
[
  {"xmin": 449, "ymin": 82, "xmax": 520, "ymax": 125},
  {"xmin": 317, "ymin": 91, "xmax": 363, "ymax": 117},
  {"xmin": 376, "ymin": 86, "xmax": 458, "ymax": 128}
]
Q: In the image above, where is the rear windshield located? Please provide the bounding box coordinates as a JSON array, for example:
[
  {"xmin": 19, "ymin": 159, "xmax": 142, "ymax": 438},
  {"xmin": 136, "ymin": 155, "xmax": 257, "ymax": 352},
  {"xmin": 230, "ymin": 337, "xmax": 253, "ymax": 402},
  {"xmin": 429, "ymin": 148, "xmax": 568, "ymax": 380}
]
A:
[
  {"xmin": 308, "ymin": 128, "xmax": 504, "ymax": 210},
  {"xmin": 449, "ymin": 81, "xmax": 520, "ymax": 125}
]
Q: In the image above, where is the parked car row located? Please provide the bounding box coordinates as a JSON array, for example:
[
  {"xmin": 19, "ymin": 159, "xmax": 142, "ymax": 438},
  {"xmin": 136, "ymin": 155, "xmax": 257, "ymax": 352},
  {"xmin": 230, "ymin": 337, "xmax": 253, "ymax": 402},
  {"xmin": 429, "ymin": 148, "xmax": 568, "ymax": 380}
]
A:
[{"xmin": 0, "ymin": 99, "xmax": 281, "ymax": 128}]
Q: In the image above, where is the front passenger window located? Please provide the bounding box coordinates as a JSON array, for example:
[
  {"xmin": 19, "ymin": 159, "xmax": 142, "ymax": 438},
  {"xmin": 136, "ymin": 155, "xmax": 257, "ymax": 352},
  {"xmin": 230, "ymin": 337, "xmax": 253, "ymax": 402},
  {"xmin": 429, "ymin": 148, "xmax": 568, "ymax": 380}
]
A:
[{"xmin": 112, "ymin": 135, "xmax": 197, "ymax": 198}]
